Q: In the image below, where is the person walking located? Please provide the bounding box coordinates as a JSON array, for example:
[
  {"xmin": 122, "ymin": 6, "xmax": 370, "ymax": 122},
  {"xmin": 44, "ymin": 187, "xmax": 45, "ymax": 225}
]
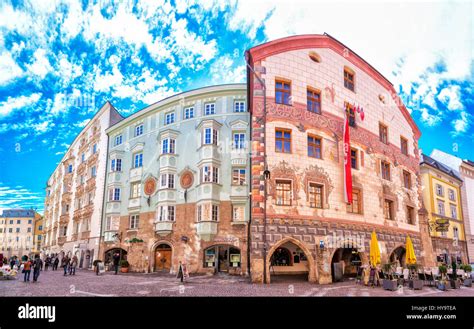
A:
[
  {"xmin": 62, "ymin": 256, "xmax": 70, "ymax": 276},
  {"xmin": 33, "ymin": 255, "xmax": 43, "ymax": 282},
  {"xmin": 69, "ymin": 255, "xmax": 78, "ymax": 275},
  {"xmin": 53, "ymin": 256, "xmax": 59, "ymax": 271},
  {"xmin": 113, "ymin": 252, "xmax": 120, "ymax": 275},
  {"xmin": 44, "ymin": 256, "xmax": 50, "ymax": 271},
  {"xmin": 23, "ymin": 258, "xmax": 32, "ymax": 282},
  {"xmin": 10, "ymin": 256, "xmax": 15, "ymax": 269}
]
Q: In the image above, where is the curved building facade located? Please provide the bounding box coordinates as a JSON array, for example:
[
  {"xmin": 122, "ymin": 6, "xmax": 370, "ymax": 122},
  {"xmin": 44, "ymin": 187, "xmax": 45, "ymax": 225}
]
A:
[
  {"xmin": 99, "ymin": 84, "xmax": 250, "ymax": 275},
  {"xmin": 246, "ymin": 34, "xmax": 434, "ymax": 283}
]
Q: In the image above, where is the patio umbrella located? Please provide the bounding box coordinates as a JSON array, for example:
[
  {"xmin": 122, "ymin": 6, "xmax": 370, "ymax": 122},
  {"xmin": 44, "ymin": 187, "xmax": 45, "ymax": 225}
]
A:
[
  {"xmin": 406, "ymin": 235, "xmax": 417, "ymax": 265},
  {"xmin": 369, "ymin": 231, "xmax": 381, "ymax": 267}
]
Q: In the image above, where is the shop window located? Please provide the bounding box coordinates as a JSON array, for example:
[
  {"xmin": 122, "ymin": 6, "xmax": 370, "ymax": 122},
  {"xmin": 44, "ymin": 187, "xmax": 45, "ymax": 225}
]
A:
[{"xmin": 271, "ymin": 247, "xmax": 292, "ymax": 266}]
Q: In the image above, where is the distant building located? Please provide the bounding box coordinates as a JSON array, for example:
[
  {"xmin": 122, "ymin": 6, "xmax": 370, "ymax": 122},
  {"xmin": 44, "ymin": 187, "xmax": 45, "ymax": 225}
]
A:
[
  {"xmin": 43, "ymin": 102, "xmax": 123, "ymax": 268},
  {"xmin": 0, "ymin": 209, "xmax": 39, "ymax": 258},
  {"xmin": 420, "ymin": 154, "xmax": 469, "ymax": 264},
  {"xmin": 430, "ymin": 149, "xmax": 474, "ymax": 263},
  {"xmin": 32, "ymin": 213, "xmax": 43, "ymax": 254}
]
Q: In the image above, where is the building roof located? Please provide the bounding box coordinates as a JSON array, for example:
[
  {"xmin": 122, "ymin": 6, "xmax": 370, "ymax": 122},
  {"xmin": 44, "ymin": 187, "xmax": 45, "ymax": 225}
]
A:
[
  {"xmin": 0, "ymin": 209, "xmax": 36, "ymax": 218},
  {"xmin": 245, "ymin": 33, "xmax": 421, "ymax": 139},
  {"xmin": 421, "ymin": 154, "xmax": 463, "ymax": 182},
  {"xmin": 463, "ymin": 159, "xmax": 474, "ymax": 167}
]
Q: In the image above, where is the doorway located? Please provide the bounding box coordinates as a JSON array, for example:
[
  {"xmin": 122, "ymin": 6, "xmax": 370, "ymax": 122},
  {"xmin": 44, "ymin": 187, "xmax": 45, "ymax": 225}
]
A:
[
  {"xmin": 269, "ymin": 241, "xmax": 309, "ymax": 282},
  {"xmin": 204, "ymin": 245, "xmax": 241, "ymax": 273},
  {"xmin": 154, "ymin": 244, "xmax": 172, "ymax": 271},
  {"xmin": 331, "ymin": 248, "xmax": 362, "ymax": 282}
]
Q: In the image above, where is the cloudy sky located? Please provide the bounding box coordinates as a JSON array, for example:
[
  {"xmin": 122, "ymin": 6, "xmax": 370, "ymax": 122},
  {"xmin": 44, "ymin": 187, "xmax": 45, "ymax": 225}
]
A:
[{"xmin": 0, "ymin": 0, "xmax": 472, "ymax": 214}]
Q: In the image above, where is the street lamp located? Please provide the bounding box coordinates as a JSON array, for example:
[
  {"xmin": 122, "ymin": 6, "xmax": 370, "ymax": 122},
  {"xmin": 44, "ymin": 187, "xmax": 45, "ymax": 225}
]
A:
[{"xmin": 245, "ymin": 51, "xmax": 269, "ymax": 283}]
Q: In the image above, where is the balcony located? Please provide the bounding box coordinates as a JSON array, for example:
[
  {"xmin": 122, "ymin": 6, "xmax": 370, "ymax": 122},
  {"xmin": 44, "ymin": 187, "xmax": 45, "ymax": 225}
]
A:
[
  {"xmin": 199, "ymin": 144, "xmax": 220, "ymax": 161},
  {"xmin": 80, "ymin": 231, "xmax": 90, "ymax": 240},
  {"xmin": 86, "ymin": 177, "xmax": 96, "ymax": 191},
  {"xmin": 128, "ymin": 198, "xmax": 141, "ymax": 209},
  {"xmin": 106, "ymin": 201, "xmax": 121, "ymax": 214},
  {"xmin": 159, "ymin": 154, "xmax": 178, "ymax": 168},
  {"xmin": 154, "ymin": 221, "xmax": 174, "ymax": 236},
  {"xmin": 230, "ymin": 149, "xmax": 247, "ymax": 166},
  {"xmin": 196, "ymin": 183, "xmax": 221, "ymax": 201},
  {"xmin": 130, "ymin": 167, "xmax": 143, "ymax": 181},
  {"xmin": 57, "ymin": 236, "xmax": 66, "ymax": 245},
  {"xmin": 104, "ymin": 231, "xmax": 118, "ymax": 243},
  {"xmin": 196, "ymin": 221, "xmax": 218, "ymax": 241},
  {"xmin": 71, "ymin": 233, "xmax": 78, "ymax": 241},
  {"xmin": 230, "ymin": 184, "xmax": 248, "ymax": 199},
  {"xmin": 157, "ymin": 190, "xmax": 177, "ymax": 203},
  {"xmin": 59, "ymin": 214, "xmax": 69, "ymax": 224},
  {"xmin": 87, "ymin": 152, "xmax": 99, "ymax": 166}
]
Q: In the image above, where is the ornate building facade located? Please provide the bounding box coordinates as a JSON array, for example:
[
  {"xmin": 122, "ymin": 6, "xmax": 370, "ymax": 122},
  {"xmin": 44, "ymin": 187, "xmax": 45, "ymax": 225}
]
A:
[
  {"xmin": 43, "ymin": 102, "xmax": 123, "ymax": 268},
  {"xmin": 420, "ymin": 153, "xmax": 469, "ymax": 263},
  {"xmin": 246, "ymin": 34, "xmax": 433, "ymax": 283},
  {"xmin": 99, "ymin": 84, "xmax": 250, "ymax": 275}
]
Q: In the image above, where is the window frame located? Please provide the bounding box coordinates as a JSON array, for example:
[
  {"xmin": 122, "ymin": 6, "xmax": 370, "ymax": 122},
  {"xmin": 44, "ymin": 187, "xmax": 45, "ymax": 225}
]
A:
[
  {"xmin": 135, "ymin": 124, "xmax": 144, "ymax": 137},
  {"xmin": 204, "ymin": 103, "xmax": 216, "ymax": 116},
  {"xmin": 307, "ymin": 87, "xmax": 322, "ymax": 114},
  {"xmin": 275, "ymin": 128, "xmax": 292, "ymax": 153},
  {"xmin": 275, "ymin": 79, "xmax": 291, "ymax": 105},
  {"xmin": 379, "ymin": 123, "xmax": 389, "ymax": 144},
  {"xmin": 400, "ymin": 136, "xmax": 408, "ymax": 156},
  {"xmin": 275, "ymin": 180, "xmax": 292, "ymax": 206},
  {"xmin": 346, "ymin": 189, "xmax": 362, "ymax": 214},
  {"xmin": 403, "ymin": 170, "xmax": 412, "ymax": 189},
  {"xmin": 381, "ymin": 161, "xmax": 391, "ymax": 181},
  {"xmin": 307, "ymin": 134, "xmax": 322, "ymax": 159},
  {"xmin": 344, "ymin": 67, "xmax": 355, "ymax": 91},
  {"xmin": 308, "ymin": 182, "xmax": 324, "ymax": 209}
]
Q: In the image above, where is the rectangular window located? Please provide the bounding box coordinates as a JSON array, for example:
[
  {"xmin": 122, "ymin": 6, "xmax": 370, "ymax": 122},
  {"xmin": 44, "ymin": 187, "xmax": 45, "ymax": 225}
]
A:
[
  {"xmin": 81, "ymin": 153, "xmax": 85, "ymax": 162},
  {"xmin": 212, "ymin": 205, "xmax": 219, "ymax": 221},
  {"xmin": 453, "ymin": 227, "xmax": 459, "ymax": 239},
  {"xmin": 27, "ymin": 227, "xmax": 31, "ymax": 233},
  {"xmin": 400, "ymin": 137, "xmax": 408, "ymax": 156},
  {"xmin": 232, "ymin": 205, "xmax": 245, "ymax": 222},
  {"xmin": 384, "ymin": 199, "xmax": 394, "ymax": 220},
  {"xmin": 93, "ymin": 144, "xmax": 97, "ymax": 154},
  {"xmin": 130, "ymin": 182, "xmax": 141, "ymax": 198},
  {"xmin": 105, "ymin": 216, "xmax": 112, "ymax": 231},
  {"xmin": 165, "ymin": 112, "xmax": 175, "ymax": 125},
  {"xmin": 159, "ymin": 206, "xmax": 175, "ymax": 221},
  {"xmin": 203, "ymin": 128, "xmax": 218, "ymax": 145},
  {"xmin": 204, "ymin": 103, "xmax": 215, "ymax": 115},
  {"xmin": 448, "ymin": 189, "xmax": 455, "ymax": 201},
  {"xmin": 162, "ymin": 138, "xmax": 176, "ymax": 154},
  {"xmin": 347, "ymin": 189, "xmax": 362, "ymax": 214},
  {"xmin": 381, "ymin": 161, "xmax": 391, "ymax": 180},
  {"xmin": 307, "ymin": 135, "xmax": 322, "ymax": 159},
  {"xmin": 232, "ymin": 168, "xmax": 246, "ymax": 185},
  {"xmin": 276, "ymin": 180, "xmax": 292, "ymax": 206},
  {"xmin": 114, "ymin": 135, "xmax": 123, "ymax": 146},
  {"xmin": 129, "ymin": 214, "xmax": 139, "ymax": 229},
  {"xmin": 233, "ymin": 133, "xmax": 245, "ymax": 149},
  {"xmin": 450, "ymin": 204, "xmax": 457, "ymax": 219},
  {"xmin": 234, "ymin": 101, "xmax": 245, "ymax": 112},
  {"xmin": 16, "ymin": 228, "xmax": 20, "ymax": 233},
  {"xmin": 160, "ymin": 174, "xmax": 175, "ymax": 189},
  {"xmin": 379, "ymin": 123, "xmax": 388, "ymax": 144},
  {"xmin": 68, "ymin": 164, "xmax": 73, "ymax": 173},
  {"xmin": 308, "ymin": 183, "xmax": 323, "ymax": 208},
  {"xmin": 197, "ymin": 205, "xmax": 202, "ymax": 222},
  {"xmin": 406, "ymin": 206, "xmax": 415, "ymax": 225},
  {"xmin": 307, "ymin": 88, "xmax": 321, "ymax": 113},
  {"xmin": 403, "ymin": 170, "xmax": 412, "ymax": 189},
  {"xmin": 347, "ymin": 105, "xmax": 356, "ymax": 127},
  {"xmin": 344, "ymin": 68, "xmax": 355, "ymax": 91},
  {"xmin": 134, "ymin": 153, "xmax": 143, "ymax": 168},
  {"xmin": 436, "ymin": 184, "xmax": 444, "ymax": 197},
  {"xmin": 437, "ymin": 200, "xmax": 445, "ymax": 216},
  {"xmin": 275, "ymin": 129, "xmax": 291, "ymax": 153},
  {"xmin": 135, "ymin": 124, "xmax": 144, "ymax": 137},
  {"xmin": 184, "ymin": 107, "xmax": 194, "ymax": 119},
  {"xmin": 201, "ymin": 166, "xmax": 218, "ymax": 183},
  {"xmin": 91, "ymin": 166, "xmax": 97, "ymax": 177},
  {"xmin": 275, "ymin": 79, "xmax": 291, "ymax": 105},
  {"xmin": 109, "ymin": 188, "xmax": 121, "ymax": 201},
  {"xmin": 350, "ymin": 148, "xmax": 358, "ymax": 169}
]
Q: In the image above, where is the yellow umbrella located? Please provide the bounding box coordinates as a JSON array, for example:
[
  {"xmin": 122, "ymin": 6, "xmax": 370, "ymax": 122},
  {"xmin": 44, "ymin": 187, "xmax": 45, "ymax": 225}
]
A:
[
  {"xmin": 406, "ymin": 235, "xmax": 417, "ymax": 265},
  {"xmin": 369, "ymin": 231, "xmax": 381, "ymax": 267}
]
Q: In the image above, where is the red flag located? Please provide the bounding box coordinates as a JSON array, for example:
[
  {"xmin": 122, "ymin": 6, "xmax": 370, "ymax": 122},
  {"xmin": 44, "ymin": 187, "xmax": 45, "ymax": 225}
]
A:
[
  {"xmin": 360, "ymin": 107, "xmax": 365, "ymax": 121},
  {"xmin": 343, "ymin": 111, "xmax": 353, "ymax": 204}
]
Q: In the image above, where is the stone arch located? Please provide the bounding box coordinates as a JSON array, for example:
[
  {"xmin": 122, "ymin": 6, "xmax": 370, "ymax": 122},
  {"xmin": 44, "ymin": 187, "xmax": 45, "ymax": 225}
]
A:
[
  {"xmin": 150, "ymin": 240, "xmax": 174, "ymax": 273},
  {"xmin": 389, "ymin": 244, "xmax": 406, "ymax": 267},
  {"xmin": 328, "ymin": 238, "xmax": 369, "ymax": 266},
  {"xmin": 266, "ymin": 236, "xmax": 317, "ymax": 283}
]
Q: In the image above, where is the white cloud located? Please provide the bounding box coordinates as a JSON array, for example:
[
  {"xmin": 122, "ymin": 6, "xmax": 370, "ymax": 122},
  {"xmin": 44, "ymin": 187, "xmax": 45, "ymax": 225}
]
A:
[
  {"xmin": 26, "ymin": 48, "xmax": 53, "ymax": 79},
  {"xmin": 0, "ymin": 51, "xmax": 24, "ymax": 85},
  {"xmin": 75, "ymin": 119, "xmax": 90, "ymax": 128},
  {"xmin": 420, "ymin": 107, "xmax": 442, "ymax": 127},
  {"xmin": 438, "ymin": 85, "xmax": 464, "ymax": 111},
  {"xmin": 451, "ymin": 111, "xmax": 470, "ymax": 136},
  {"xmin": 209, "ymin": 55, "xmax": 246, "ymax": 83},
  {"xmin": 0, "ymin": 184, "xmax": 44, "ymax": 214},
  {"xmin": 0, "ymin": 93, "xmax": 42, "ymax": 118}
]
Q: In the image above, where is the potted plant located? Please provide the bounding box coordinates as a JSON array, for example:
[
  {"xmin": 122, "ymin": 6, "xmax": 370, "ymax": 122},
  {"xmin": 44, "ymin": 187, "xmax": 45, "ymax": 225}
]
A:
[
  {"xmin": 408, "ymin": 264, "xmax": 423, "ymax": 290},
  {"xmin": 463, "ymin": 264, "xmax": 472, "ymax": 287},
  {"xmin": 450, "ymin": 262, "xmax": 461, "ymax": 289},
  {"xmin": 120, "ymin": 260, "xmax": 130, "ymax": 273},
  {"xmin": 437, "ymin": 265, "xmax": 448, "ymax": 291},
  {"xmin": 382, "ymin": 263, "xmax": 398, "ymax": 291}
]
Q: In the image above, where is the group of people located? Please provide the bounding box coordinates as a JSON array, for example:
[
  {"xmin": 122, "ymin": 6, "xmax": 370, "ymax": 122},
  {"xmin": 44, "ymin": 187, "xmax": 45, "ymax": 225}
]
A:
[
  {"xmin": 59, "ymin": 255, "xmax": 79, "ymax": 276},
  {"xmin": 18, "ymin": 255, "xmax": 43, "ymax": 282},
  {"xmin": 43, "ymin": 255, "xmax": 60, "ymax": 271}
]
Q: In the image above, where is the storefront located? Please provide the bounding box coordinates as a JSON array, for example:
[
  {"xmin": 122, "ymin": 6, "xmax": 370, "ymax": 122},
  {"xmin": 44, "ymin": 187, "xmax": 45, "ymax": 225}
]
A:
[
  {"xmin": 331, "ymin": 248, "xmax": 362, "ymax": 282},
  {"xmin": 104, "ymin": 248, "xmax": 127, "ymax": 270},
  {"xmin": 269, "ymin": 241, "xmax": 310, "ymax": 281},
  {"xmin": 204, "ymin": 245, "xmax": 241, "ymax": 274}
]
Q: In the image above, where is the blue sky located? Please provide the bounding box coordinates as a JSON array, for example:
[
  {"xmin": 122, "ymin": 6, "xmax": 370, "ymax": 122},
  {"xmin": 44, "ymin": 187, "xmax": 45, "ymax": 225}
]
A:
[{"xmin": 0, "ymin": 0, "xmax": 472, "ymax": 214}]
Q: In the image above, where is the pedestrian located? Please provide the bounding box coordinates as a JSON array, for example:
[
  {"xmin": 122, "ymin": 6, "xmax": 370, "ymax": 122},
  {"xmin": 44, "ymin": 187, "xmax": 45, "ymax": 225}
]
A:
[
  {"xmin": 113, "ymin": 252, "xmax": 120, "ymax": 275},
  {"xmin": 10, "ymin": 257, "xmax": 15, "ymax": 269},
  {"xmin": 44, "ymin": 256, "xmax": 50, "ymax": 271},
  {"xmin": 33, "ymin": 255, "xmax": 43, "ymax": 282},
  {"xmin": 69, "ymin": 255, "xmax": 78, "ymax": 275},
  {"xmin": 53, "ymin": 257, "xmax": 59, "ymax": 271},
  {"xmin": 177, "ymin": 261, "xmax": 184, "ymax": 282},
  {"xmin": 62, "ymin": 256, "xmax": 70, "ymax": 276},
  {"xmin": 23, "ymin": 257, "xmax": 32, "ymax": 282}
]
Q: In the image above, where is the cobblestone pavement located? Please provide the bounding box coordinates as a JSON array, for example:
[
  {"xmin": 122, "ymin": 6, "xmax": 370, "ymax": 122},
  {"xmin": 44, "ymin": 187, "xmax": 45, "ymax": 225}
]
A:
[{"xmin": 2, "ymin": 269, "xmax": 474, "ymax": 297}]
